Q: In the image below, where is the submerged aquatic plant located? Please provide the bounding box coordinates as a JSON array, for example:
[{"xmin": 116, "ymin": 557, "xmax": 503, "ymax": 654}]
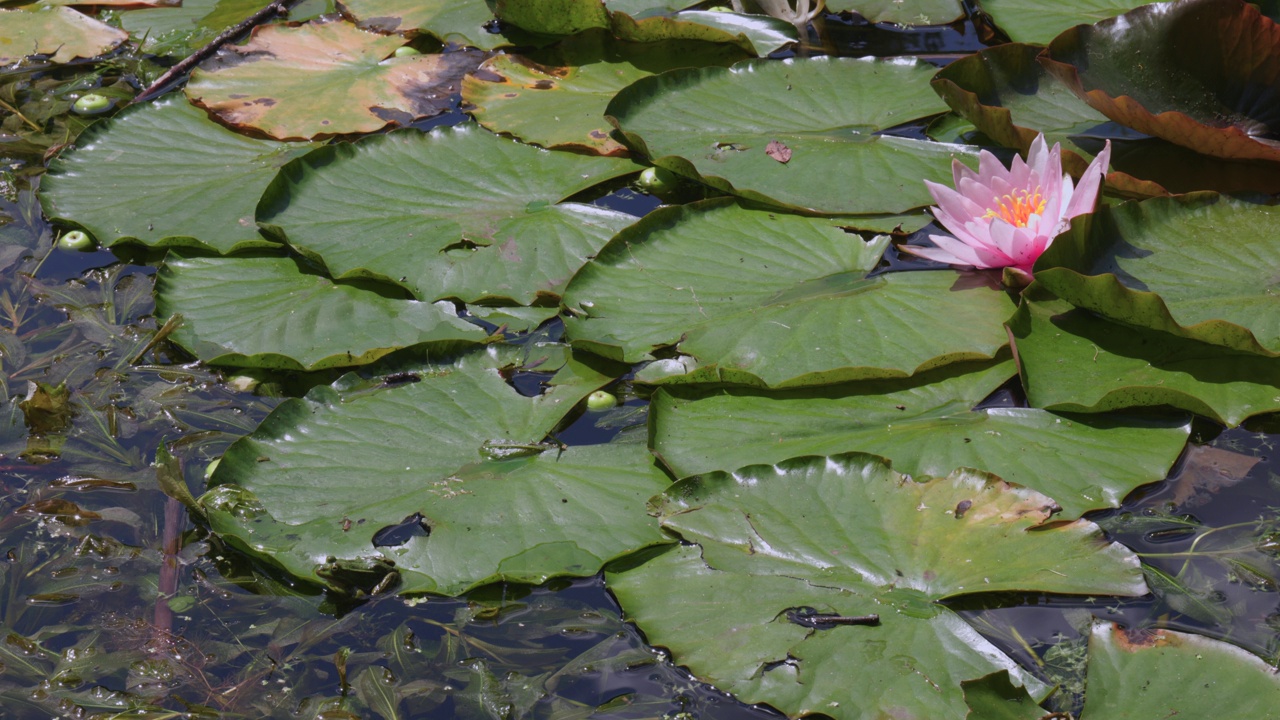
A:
[
  {"xmin": 730, "ymin": 0, "xmax": 826, "ymax": 32},
  {"xmin": 903, "ymin": 135, "xmax": 1112, "ymax": 276}
]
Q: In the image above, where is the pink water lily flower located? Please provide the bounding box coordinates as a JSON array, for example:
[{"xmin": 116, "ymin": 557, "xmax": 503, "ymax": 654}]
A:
[{"xmin": 904, "ymin": 135, "xmax": 1112, "ymax": 275}]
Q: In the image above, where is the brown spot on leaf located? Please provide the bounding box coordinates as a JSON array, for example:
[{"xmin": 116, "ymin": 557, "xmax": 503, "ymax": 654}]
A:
[
  {"xmin": 503, "ymin": 92, "xmax": 518, "ymax": 98},
  {"xmin": 253, "ymin": 97, "xmax": 277, "ymax": 106},
  {"xmin": 766, "ymin": 140, "xmax": 792, "ymax": 163},
  {"xmin": 953, "ymin": 499, "xmax": 972, "ymax": 519},
  {"xmin": 589, "ymin": 129, "xmax": 608, "ymax": 139},
  {"xmin": 532, "ymin": 79, "xmax": 555, "ymax": 90}
]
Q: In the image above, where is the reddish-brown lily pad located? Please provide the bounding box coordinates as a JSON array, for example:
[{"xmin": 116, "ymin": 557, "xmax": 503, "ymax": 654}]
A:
[
  {"xmin": 0, "ymin": 7, "xmax": 128, "ymax": 65},
  {"xmin": 1041, "ymin": 0, "xmax": 1280, "ymax": 163},
  {"xmin": 185, "ymin": 18, "xmax": 484, "ymax": 140}
]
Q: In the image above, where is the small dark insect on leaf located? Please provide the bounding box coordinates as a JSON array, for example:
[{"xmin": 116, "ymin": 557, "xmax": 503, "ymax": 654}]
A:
[
  {"xmin": 895, "ymin": 405, "xmax": 906, "ymax": 410},
  {"xmin": 382, "ymin": 372, "xmax": 421, "ymax": 386},
  {"xmin": 766, "ymin": 140, "xmax": 792, "ymax": 163},
  {"xmin": 954, "ymin": 499, "xmax": 973, "ymax": 519}
]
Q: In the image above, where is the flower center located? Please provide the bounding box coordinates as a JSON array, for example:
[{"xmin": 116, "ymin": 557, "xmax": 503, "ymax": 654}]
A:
[{"xmin": 983, "ymin": 187, "xmax": 1046, "ymax": 228}]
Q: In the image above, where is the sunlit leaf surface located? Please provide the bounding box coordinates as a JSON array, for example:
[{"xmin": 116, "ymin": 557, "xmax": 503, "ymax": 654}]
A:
[
  {"xmin": 649, "ymin": 359, "xmax": 1190, "ymax": 517},
  {"xmin": 564, "ymin": 201, "xmax": 1011, "ymax": 386},
  {"xmin": 978, "ymin": 0, "xmax": 1178, "ymax": 45},
  {"xmin": 1036, "ymin": 194, "xmax": 1280, "ymax": 357},
  {"xmin": 40, "ymin": 97, "xmax": 317, "ymax": 253},
  {"xmin": 607, "ymin": 57, "xmax": 974, "ymax": 214},
  {"xmin": 259, "ymin": 125, "xmax": 639, "ymax": 305},
  {"xmin": 202, "ymin": 347, "xmax": 671, "ymax": 595},
  {"xmin": 155, "ymin": 255, "xmax": 486, "ymax": 370},
  {"xmin": 186, "ymin": 18, "xmax": 484, "ymax": 140},
  {"xmin": 609, "ymin": 453, "xmax": 1146, "ymax": 719},
  {"xmin": 1009, "ymin": 293, "xmax": 1280, "ymax": 427},
  {"xmin": 1079, "ymin": 622, "xmax": 1280, "ymax": 719},
  {"xmin": 338, "ymin": 0, "xmax": 510, "ymax": 49},
  {"xmin": 0, "ymin": 7, "xmax": 128, "ymax": 64}
]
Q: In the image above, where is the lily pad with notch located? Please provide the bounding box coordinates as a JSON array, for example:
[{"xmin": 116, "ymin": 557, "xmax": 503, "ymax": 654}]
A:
[
  {"xmin": 200, "ymin": 346, "xmax": 673, "ymax": 595},
  {"xmin": 258, "ymin": 124, "xmax": 640, "ymax": 306},
  {"xmin": 605, "ymin": 56, "xmax": 977, "ymax": 214},
  {"xmin": 608, "ymin": 453, "xmax": 1146, "ymax": 720},
  {"xmin": 564, "ymin": 200, "xmax": 1013, "ymax": 387}
]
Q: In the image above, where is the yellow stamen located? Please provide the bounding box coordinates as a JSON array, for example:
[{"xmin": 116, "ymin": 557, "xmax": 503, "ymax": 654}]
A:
[{"xmin": 982, "ymin": 187, "xmax": 1046, "ymax": 228}]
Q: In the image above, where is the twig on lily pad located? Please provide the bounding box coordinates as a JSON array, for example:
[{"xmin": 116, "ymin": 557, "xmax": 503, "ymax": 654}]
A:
[{"xmin": 132, "ymin": 0, "xmax": 298, "ymax": 104}]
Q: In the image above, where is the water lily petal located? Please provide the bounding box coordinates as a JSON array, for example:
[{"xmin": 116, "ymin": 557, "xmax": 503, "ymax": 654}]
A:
[
  {"xmin": 929, "ymin": 231, "xmax": 1009, "ymax": 268},
  {"xmin": 1065, "ymin": 141, "xmax": 1112, "ymax": 219},
  {"xmin": 926, "ymin": 179, "xmax": 988, "ymax": 224}
]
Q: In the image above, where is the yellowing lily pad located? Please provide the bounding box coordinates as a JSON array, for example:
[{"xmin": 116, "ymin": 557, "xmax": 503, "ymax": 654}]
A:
[
  {"xmin": 185, "ymin": 18, "xmax": 484, "ymax": 140},
  {"xmin": 0, "ymin": 7, "xmax": 128, "ymax": 65}
]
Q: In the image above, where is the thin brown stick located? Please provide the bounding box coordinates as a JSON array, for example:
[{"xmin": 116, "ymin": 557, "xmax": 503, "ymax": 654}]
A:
[{"xmin": 131, "ymin": 0, "xmax": 296, "ymax": 104}]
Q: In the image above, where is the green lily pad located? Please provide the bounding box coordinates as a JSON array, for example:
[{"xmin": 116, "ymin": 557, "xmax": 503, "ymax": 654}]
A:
[
  {"xmin": 40, "ymin": 97, "xmax": 316, "ymax": 254},
  {"xmin": 462, "ymin": 35, "xmax": 746, "ymax": 156},
  {"xmin": 1009, "ymin": 293, "xmax": 1280, "ymax": 427},
  {"xmin": 605, "ymin": 57, "xmax": 977, "ymax": 214},
  {"xmin": 0, "ymin": 7, "xmax": 128, "ymax": 65},
  {"xmin": 962, "ymin": 672, "xmax": 1046, "ymax": 720},
  {"xmin": 259, "ymin": 125, "xmax": 639, "ymax": 305},
  {"xmin": 825, "ymin": 0, "xmax": 964, "ymax": 25},
  {"xmin": 608, "ymin": 452, "xmax": 1146, "ymax": 719},
  {"xmin": 1041, "ymin": 0, "xmax": 1280, "ymax": 163},
  {"xmin": 155, "ymin": 255, "xmax": 486, "ymax": 370},
  {"xmin": 337, "ymin": 0, "xmax": 511, "ymax": 49},
  {"xmin": 202, "ymin": 347, "xmax": 670, "ymax": 595},
  {"xmin": 1079, "ymin": 622, "xmax": 1280, "ymax": 719},
  {"xmin": 494, "ymin": 0, "xmax": 609, "ymax": 34},
  {"xmin": 185, "ymin": 18, "xmax": 484, "ymax": 140},
  {"xmin": 563, "ymin": 201, "xmax": 1012, "ymax": 387},
  {"xmin": 608, "ymin": 10, "xmax": 797, "ymax": 54},
  {"xmin": 930, "ymin": 43, "xmax": 1110, "ymax": 175},
  {"xmin": 977, "ymin": 0, "xmax": 1175, "ymax": 45},
  {"xmin": 649, "ymin": 357, "xmax": 1191, "ymax": 517},
  {"xmin": 119, "ymin": 0, "xmax": 333, "ymax": 53},
  {"xmin": 1035, "ymin": 193, "xmax": 1280, "ymax": 357}
]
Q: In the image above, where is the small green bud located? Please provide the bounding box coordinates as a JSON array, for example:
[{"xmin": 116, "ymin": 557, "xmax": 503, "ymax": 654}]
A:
[
  {"xmin": 204, "ymin": 457, "xmax": 221, "ymax": 481},
  {"xmin": 637, "ymin": 166, "xmax": 679, "ymax": 195},
  {"xmin": 57, "ymin": 230, "xmax": 94, "ymax": 251},
  {"xmin": 586, "ymin": 390, "xmax": 617, "ymax": 411},
  {"xmin": 72, "ymin": 93, "xmax": 112, "ymax": 115},
  {"xmin": 393, "ymin": 46, "xmax": 422, "ymax": 57},
  {"xmin": 706, "ymin": 5, "xmax": 733, "ymax": 10}
]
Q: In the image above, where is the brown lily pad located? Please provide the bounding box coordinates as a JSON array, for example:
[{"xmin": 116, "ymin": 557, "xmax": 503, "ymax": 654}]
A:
[
  {"xmin": 185, "ymin": 18, "xmax": 484, "ymax": 140},
  {"xmin": 1041, "ymin": 0, "xmax": 1280, "ymax": 163},
  {"xmin": 0, "ymin": 7, "xmax": 128, "ymax": 65}
]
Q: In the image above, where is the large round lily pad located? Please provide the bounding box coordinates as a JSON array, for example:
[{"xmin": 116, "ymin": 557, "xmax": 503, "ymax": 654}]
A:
[
  {"xmin": 608, "ymin": 453, "xmax": 1146, "ymax": 720},
  {"xmin": 202, "ymin": 348, "xmax": 671, "ymax": 595},
  {"xmin": 605, "ymin": 57, "xmax": 976, "ymax": 214},
  {"xmin": 185, "ymin": 18, "xmax": 484, "ymax": 140},
  {"xmin": 1008, "ymin": 293, "xmax": 1280, "ymax": 427},
  {"xmin": 0, "ymin": 7, "xmax": 128, "ymax": 65},
  {"xmin": 258, "ymin": 125, "xmax": 639, "ymax": 305},
  {"xmin": 563, "ymin": 201, "xmax": 1012, "ymax": 387},
  {"xmin": 649, "ymin": 358, "xmax": 1191, "ymax": 517},
  {"xmin": 1035, "ymin": 193, "xmax": 1280, "ymax": 357},
  {"xmin": 1041, "ymin": 0, "xmax": 1280, "ymax": 163},
  {"xmin": 155, "ymin": 255, "xmax": 486, "ymax": 370},
  {"xmin": 40, "ymin": 97, "xmax": 316, "ymax": 254}
]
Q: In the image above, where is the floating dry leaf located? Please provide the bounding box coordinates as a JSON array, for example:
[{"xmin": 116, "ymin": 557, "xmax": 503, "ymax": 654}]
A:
[
  {"xmin": 1169, "ymin": 444, "xmax": 1262, "ymax": 509},
  {"xmin": 765, "ymin": 139, "xmax": 791, "ymax": 163},
  {"xmin": 186, "ymin": 18, "xmax": 484, "ymax": 140}
]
